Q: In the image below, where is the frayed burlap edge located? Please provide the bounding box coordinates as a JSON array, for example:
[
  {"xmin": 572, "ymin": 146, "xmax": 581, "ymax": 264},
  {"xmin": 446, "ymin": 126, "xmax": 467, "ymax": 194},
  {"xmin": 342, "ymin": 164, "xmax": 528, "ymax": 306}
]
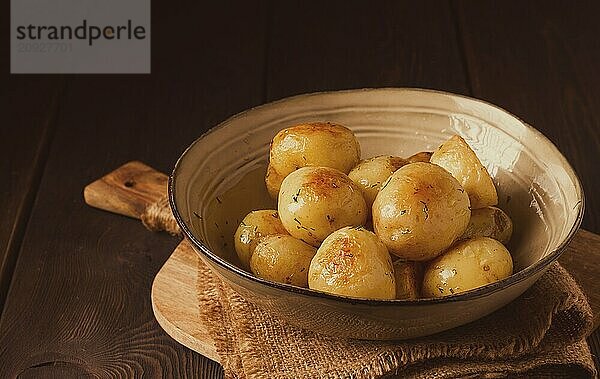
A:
[{"xmin": 194, "ymin": 251, "xmax": 595, "ymax": 379}]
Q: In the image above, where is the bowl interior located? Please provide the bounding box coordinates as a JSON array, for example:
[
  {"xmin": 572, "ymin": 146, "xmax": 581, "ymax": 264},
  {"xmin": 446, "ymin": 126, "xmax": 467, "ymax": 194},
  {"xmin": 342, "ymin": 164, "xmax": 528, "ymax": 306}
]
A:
[{"xmin": 172, "ymin": 88, "xmax": 583, "ymax": 295}]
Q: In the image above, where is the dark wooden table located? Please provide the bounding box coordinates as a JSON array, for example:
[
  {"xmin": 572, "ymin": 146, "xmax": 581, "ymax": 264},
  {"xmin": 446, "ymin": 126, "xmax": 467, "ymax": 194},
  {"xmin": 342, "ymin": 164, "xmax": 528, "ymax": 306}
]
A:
[{"xmin": 2, "ymin": 1, "xmax": 599, "ymax": 377}]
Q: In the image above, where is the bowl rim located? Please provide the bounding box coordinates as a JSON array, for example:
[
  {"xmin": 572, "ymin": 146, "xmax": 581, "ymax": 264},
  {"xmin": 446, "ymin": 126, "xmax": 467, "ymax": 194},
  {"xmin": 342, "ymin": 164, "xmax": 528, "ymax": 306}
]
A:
[{"xmin": 169, "ymin": 87, "xmax": 585, "ymax": 306}]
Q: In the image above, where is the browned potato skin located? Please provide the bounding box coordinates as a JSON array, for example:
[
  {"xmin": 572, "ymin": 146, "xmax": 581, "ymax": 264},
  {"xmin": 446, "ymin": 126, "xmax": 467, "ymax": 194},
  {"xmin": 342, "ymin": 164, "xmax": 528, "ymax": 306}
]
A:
[
  {"xmin": 460, "ymin": 206, "xmax": 513, "ymax": 245},
  {"xmin": 430, "ymin": 135, "xmax": 498, "ymax": 209},
  {"xmin": 393, "ymin": 260, "xmax": 422, "ymax": 300},
  {"xmin": 278, "ymin": 167, "xmax": 367, "ymax": 246},
  {"xmin": 348, "ymin": 155, "xmax": 408, "ymax": 210},
  {"xmin": 268, "ymin": 122, "xmax": 361, "ymax": 194},
  {"xmin": 407, "ymin": 151, "xmax": 432, "ymax": 163},
  {"xmin": 265, "ymin": 163, "xmax": 285, "ymax": 199},
  {"xmin": 422, "ymin": 237, "xmax": 513, "ymax": 298},
  {"xmin": 372, "ymin": 162, "xmax": 471, "ymax": 261},
  {"xmin": 234, "ymin": 210, "xmax": 289, "ymax": 270},
  {"xmin": 309, "ymin": 226, "xmax": 396, "ymax": 299},
  {"xmin": 250, "ymin": 234, "xmax": 316, "ymax": 287}
]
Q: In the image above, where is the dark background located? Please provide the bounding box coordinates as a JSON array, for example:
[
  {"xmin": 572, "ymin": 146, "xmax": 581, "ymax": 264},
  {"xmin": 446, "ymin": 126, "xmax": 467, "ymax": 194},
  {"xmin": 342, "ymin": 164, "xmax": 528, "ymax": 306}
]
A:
[{"xmin": 2, "ymin": 1, "xmax": 599, "ymax": 377}]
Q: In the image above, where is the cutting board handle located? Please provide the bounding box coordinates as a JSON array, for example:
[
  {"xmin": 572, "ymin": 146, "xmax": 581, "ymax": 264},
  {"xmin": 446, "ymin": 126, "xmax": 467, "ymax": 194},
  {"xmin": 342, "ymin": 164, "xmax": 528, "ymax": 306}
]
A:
[{"xmin": 84, "ymin": 160, "xmax": 171, "ymax": 221}]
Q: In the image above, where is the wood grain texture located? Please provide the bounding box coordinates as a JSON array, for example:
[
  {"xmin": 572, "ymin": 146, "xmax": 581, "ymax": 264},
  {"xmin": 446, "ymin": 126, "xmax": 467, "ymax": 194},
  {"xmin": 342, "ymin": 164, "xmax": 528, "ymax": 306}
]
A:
[
  {"xmin": 0, "ymin": 77, "xmax": 64, "ymax": 312},
  {"xmin": 2, "ymin": 0, "xmax": 599, "ymax": 377},
  {"xmin": 153, "ymin": 230, "xmax": 600, "ymax": 366},
  {"xmin": 266, "ymin": 0, "xmax": 469, "ymax": 101},
  {"xmin": 558, "ymin": 229, "xmax": 600, "ymax": 329},
  {"xmin": 0, "ymin": 1, "xmax": 267, "ymax": 377},
  {"xmin": 84, "ymin": 161, "xmax": 168, "ymax": 219},
  {"xmin": 588, "ymin": 329, "xmax": 600, "ymax": 376},
  {"xmin": 152, "ymin": 241, "xmax": 218, "ymax": 362}
]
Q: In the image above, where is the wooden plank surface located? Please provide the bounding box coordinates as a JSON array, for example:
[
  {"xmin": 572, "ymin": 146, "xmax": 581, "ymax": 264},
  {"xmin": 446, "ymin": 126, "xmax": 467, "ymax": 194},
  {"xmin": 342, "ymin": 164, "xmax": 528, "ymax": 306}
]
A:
[
  {"xmin": 0, "ymin": 77, "xmax": 64, "ymax": 311},
  {"xmin": 0, "ymin": 2, "xmax": 267, "ymax": 377},
  {"xmin": 266, "ymin": 0, "xmax": 469, "ymax": 100},
  {"xmin": 558, "ymin": 229, "xmax": 600, "ymax": 329},
  {"xmin": 1, "ymin": 1, "xmax": 599, "ymax": 377}
]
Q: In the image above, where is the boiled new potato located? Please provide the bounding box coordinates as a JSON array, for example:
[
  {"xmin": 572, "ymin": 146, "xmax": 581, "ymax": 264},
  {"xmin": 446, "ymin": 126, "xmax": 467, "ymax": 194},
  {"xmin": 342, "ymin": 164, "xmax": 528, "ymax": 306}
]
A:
[
  {"xmin": 407, "ymin": 151, "xmax": 432, "ymax": 163},
  {"xmin": 372, "ymin": 162, "xmax": 471, "ymax": 261},
  {"xmin": 460, "ymin": 206, "xmax": 513, "ymax": 245},
  {"xmin": 348, "ymin": 155, "xmax": 408, "ymax": 209},
  {"xmin": 234, "ymin": 210, "xmax": 289, "ymax": 270},
  {"xmin": 393, "ymin": 260, "xmax": 422, "ymax": 300},
  {"xmin": 265, "ymin": 164, "xmax": 285, "ymax": 199},
  {"xmin": 278, "ymin": 167, "xmax": 367, "ymax": 246},
  {"xmin": 250, "ymin": 234, "xmax": 316, "ymax": 287},
  {"xmin": 430, "ymin": 135, "xmax": 498, "ymax": 209},
  {"xmin": 422, "ymin": 237, "xmax": 513, "ymax": 297},
  {"xmin": 267, "ymin": 122, "xmax": 361, "ymax": 195},
  {"xmin": 308, "ymin": 226, "xmax": 395, "ymax": 299}
]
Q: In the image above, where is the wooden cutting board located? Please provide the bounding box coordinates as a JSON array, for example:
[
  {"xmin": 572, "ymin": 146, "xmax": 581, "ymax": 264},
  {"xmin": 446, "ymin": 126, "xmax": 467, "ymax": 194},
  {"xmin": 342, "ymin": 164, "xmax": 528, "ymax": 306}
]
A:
[
  {"xmin": 85, "ymin": 161, "xmax": 600, "ymax": 365},
  {"xmin": 151, "ymin": 240, "xmax": 218, "ymax": 362}
]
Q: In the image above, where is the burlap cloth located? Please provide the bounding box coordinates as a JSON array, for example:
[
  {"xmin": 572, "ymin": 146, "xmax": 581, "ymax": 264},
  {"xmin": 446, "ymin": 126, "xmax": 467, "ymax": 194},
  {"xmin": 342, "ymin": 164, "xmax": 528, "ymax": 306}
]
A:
[{"xmin": 145, "ymin": 199, "xmax": 597, "ymax": 378}]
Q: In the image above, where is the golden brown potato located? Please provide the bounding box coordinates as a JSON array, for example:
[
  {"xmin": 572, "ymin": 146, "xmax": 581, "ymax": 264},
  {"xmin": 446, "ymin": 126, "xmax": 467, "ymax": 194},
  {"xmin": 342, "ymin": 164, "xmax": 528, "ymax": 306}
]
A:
[
  {"xmin": 268, "ymin": 122, "xmax": 361, "ymax": 195},
  {"xmin": 234, "ymin": 210, "xmax": 289, "ymax": 270},
  {"xmin": 250, "ymin": 234, "xmax": 316, "ymax": 287},
  {"xmin": 422, "ymin": 237, "xmax": 513, "ymax": 298},
  {"xmin": 430, "ymin": 135, "xmax": 498, "ymax": 209},
  {"xmin": 460, "ymin": 206, "xmax": 513, "ymax": 245},
  {"xmin": 407, "ymin": 151, "xmax": 432, "ymax": 163},
  {"xmin": 265, "ymin": 163, "xmax": 285, "ymax": 199},
  {"xmin": 372, "ymin": 162, "xmax": 471, "ymax": 261},
  {"xmin": 278, "ymin": 167, "xmax": 367, "ymax": 246},
  {"xmin": 393, "ymin": 260, "xmax": 422, "ymax": 300},
  {"xmin": 348, "ymin": 155, "xmax": 408, "ymax": 210},
  {"xmin": 308, "ymin": 226, "xmax": 395, "ymax": 299}
]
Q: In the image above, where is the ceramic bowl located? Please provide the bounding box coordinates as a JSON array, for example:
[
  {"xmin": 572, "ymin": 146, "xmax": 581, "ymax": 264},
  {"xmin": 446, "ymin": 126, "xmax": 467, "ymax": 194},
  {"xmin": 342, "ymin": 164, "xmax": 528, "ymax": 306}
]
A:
[{"xmin": 169, "ymin": 88, "xmax": 584, "ymax": 340}]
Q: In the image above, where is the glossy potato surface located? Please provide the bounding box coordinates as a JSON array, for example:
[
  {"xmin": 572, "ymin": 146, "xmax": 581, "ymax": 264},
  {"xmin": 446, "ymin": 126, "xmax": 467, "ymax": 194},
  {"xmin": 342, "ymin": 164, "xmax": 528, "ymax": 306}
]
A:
[
  {"xmin": 460, "ymin": 206, "xmax": 513, "ymax": 245},
  {"xmin": 372, "ymin": 162, "xmax": 471, "ymax": 261},
  {"xmin": 265, "ymin": 163, "xmax": 285, "ymax": 199},
  {"xmin": 268, "ymin": 122, "xmax": 361, "ymax": 195},
  {"xmin": 407, "ymin": 151, "xmax": 432, "ymax": 163},
  {"xmin": 422, "ymin": 237, "xmax": 513, "ymax": 298},
  {"xmin": 430, "ymin": 135, "xmax": 498, "ymax": 209},
  {"xmin": 278, "ymin": 167, "xmax": 367, "ymax": 246},
  {"xmin": 234, "ymin": 210, "xmax": 289, "ymax": 270},
  {"xmin": 308, "ymin": 227, "xmax": 395, "ymax": 299},
  {"xmin": 393, "ymin": 260, "xmax": 422, "ymax": 300},
  {"xmin": 250, "ymin": 234, "xmax": 316, "ymax": 287},
  {"xmin": 348, "ymin": 155, "xmax": 408, "ymax": 209}
]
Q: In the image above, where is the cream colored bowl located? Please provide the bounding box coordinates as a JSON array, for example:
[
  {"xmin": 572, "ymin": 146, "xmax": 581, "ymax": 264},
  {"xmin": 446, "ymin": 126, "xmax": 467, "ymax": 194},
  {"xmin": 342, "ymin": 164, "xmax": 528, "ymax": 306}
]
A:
[{"xmin": 169, "ymin": 88, "xmax": 584, "ymax": 340}]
